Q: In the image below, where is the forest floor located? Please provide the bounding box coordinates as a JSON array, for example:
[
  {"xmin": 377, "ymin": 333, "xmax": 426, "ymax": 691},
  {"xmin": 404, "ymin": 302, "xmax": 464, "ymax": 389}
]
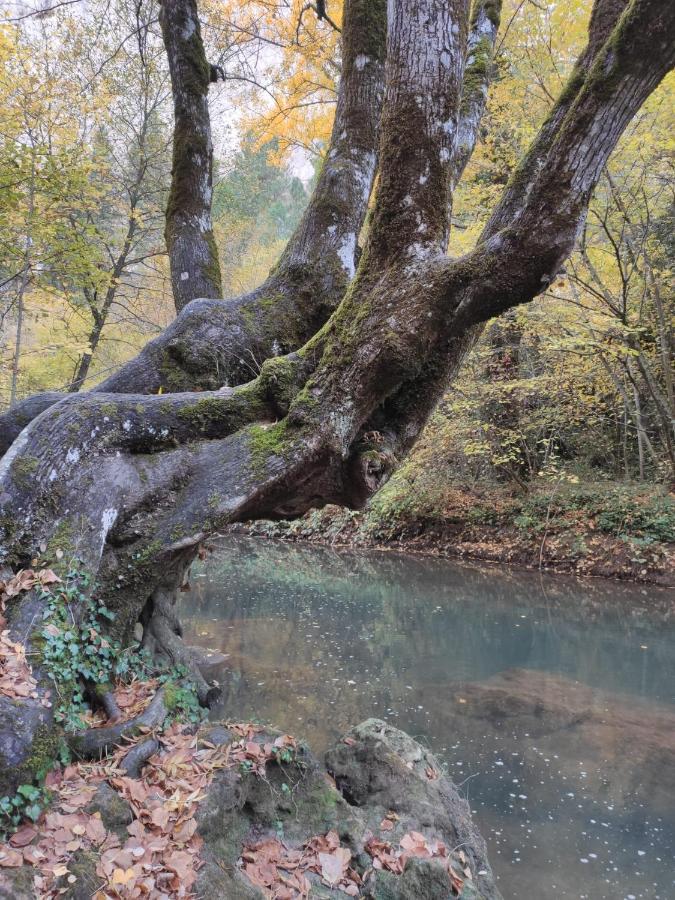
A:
[{"xmin": 235, "ymin": 480, "xmax": 675, "ymax": 586}]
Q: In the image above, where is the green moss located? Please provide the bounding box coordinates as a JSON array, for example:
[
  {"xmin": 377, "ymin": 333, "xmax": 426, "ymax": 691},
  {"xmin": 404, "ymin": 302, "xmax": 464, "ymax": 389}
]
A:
[
  {"xmin": 132, "ymin": 539, "xmax": 162, "ymax": 566},
  {"xmin": 163, "ymin": 682, "xmax": 180, "ymax": 711},
  {"xmin": 461, "ymin": 36, "xmax": 493, "ymax": 111},
  {"xmin": 556, "ymin": 64, "xmax": 586, "ymax": 108},
  {"xmin": 259, "ymin": 355, "xmax": 301, "ymax": 412},
  {"xmin": 351, "ymin": 0, "xmax": 387, "ymax": 62},
  {"xmin": 482, "ymin": 0, "xmax": 502, "ymax": 28},
  {"xmin": 158, "ymin": 352, "xmax": 194, "ymax": 392},
  {"xmin": 100, "ymin": 402, "xmax": 118, "ymax": 417},
  {"xmin": 170, "ymin": 522, "xmax": 186, "ymax": 541},
  {"xmin": 177, "ymin": 396, "xmax": 226, "ymax": 432},
  {"xmin": 45, "ymin": 519, "xmax": 75, "ymax": 567},
  {"xmin": 247, "ymin": 421, "xmax": 290, "ymax": 474},
  {"xmin": 200, "ymin": 228, "xmax": 223, "ymax": 295},
  {"xmin": 11, "ymin": 455, "xmax": 38, "ymax": 488},
  {"xmin": 59, "ymin": 848, "xmax": 99, "ymax": 898},
  {"xmin": 0, "ymin": 724, "xmax": 61, "ymax": 799}
]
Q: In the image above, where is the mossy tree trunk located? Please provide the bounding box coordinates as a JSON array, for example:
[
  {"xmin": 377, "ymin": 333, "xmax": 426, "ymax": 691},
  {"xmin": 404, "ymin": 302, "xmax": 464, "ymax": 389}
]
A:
[
  {"xmin": 160, "ymin": 0, "xmax": 222, "ymax": 312},
  {"xmin": 0, "ymin": 0, "xmax": 673, "ymax": 794}
]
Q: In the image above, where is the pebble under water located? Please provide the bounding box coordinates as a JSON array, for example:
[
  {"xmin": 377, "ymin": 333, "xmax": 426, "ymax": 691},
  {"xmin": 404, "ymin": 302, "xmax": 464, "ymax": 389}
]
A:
[{"xmin": 179, "ymin": 536, "xmax": 675, "ymax": 900}]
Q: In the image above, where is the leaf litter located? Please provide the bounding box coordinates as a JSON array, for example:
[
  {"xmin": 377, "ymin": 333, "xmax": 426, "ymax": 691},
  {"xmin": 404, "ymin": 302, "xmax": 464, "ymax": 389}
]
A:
[
  {"xmin": 0, "ymin": 716, "xmax": 312, "ymax": 898},
  {"xmin": 0, "ymin": 568, "xmax": 60, "ymax": 706}
]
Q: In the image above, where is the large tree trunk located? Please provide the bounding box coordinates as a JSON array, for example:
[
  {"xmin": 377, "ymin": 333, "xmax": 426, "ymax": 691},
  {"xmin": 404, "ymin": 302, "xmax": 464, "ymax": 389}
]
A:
[
  {"xmin": 0, "ymin": 0, "xmax": 672, "ymax": 797},
  {"xmin": 0, "ymin": 0, "xmax": 386, "ymax": 455}
]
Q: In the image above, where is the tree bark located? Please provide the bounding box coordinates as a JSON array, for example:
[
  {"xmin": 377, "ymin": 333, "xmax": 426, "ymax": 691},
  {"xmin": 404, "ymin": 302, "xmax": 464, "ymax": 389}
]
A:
[
  {"xmin": 0, "ymin": 0, "xmax": 672, "ymax": 796},
  {"xmin": 0, "ymin": 0, "xmax": 386, "ymax": 455},
  {"xmin": 160, "ymin": 0, "xmax": 222, "ymax": 311}
]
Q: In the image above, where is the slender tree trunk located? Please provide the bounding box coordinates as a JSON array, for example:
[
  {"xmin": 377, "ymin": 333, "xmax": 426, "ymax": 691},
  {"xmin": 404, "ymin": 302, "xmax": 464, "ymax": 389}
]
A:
[
  {"xmin": 68, "ymin": 211, "xmax": 139, "ymax": 393},
  {"xmin": 159, "ymin": 0, "xmax": 222, "ymax": 310}
]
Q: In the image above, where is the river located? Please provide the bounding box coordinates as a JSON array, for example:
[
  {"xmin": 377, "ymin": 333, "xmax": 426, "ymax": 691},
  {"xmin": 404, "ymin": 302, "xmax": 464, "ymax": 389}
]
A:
[{"xmin": 180, "ymin": 536, "xmax": 675, "ymax": 900}]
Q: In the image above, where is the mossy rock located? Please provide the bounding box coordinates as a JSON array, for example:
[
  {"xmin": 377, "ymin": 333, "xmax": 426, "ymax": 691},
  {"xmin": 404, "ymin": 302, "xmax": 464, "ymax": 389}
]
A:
[
  {"xmin": 55, "ymin": 848, "xmax": 100, "ymax": 899},
  {"xmin": 193, "ymin": 720, "xmax": 501, "ymax": 900},
  {"xmin": 85, "ymin": 782, "xmax": 133, "ymax": 840},
  {"xmin": 364, "ymin": 858, "xmax": 456, "ymax": 899},
  {"xmin": 0, "ymin": 865, "xmax": 35, "ymax": 899}
]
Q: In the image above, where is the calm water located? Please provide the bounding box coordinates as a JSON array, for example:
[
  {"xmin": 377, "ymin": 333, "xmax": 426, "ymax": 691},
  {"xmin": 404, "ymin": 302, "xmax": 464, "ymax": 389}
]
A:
[{"xmin": 180, "ymin": 536, "xmax": 675, "ymax": 900}]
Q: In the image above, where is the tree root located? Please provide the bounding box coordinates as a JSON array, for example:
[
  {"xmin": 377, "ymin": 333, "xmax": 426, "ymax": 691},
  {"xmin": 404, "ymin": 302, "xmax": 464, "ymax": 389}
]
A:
[
  {"xmin": 100, "ymin": 690, "xmax": 123, "ymax": 724},
  {"xmin": 141, "ymin": 581, "xmax": 222, "ymax": 708},
  {"xmin": 121, "ymin": 738, "xmax": 160, "ymax": 778},
  {"xmin": 68, "ymin": 688, "xmax": 167, "ymax": 759}
]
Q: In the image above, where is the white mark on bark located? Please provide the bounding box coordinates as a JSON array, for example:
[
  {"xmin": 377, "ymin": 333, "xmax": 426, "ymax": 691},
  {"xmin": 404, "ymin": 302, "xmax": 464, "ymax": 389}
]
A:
[
  {"xmin": 181, "ymin": 272, "xmax": 190, "ymax": 281},
  {"xmin": 355, "ymin": 54, "xmax": 370, "ymax": 71},
  {"xmin": 338, "ymin": 232, "xmax": 357, "ymax": 277},
  {"xmin": 49, "ymin": 468, "xmax": 58, "ymax": 482},
  {"xmin": 99, "ymin": 507, "xmax": 118, "ymax": 554},
  {"xmin": 439, "ymin": 148, "xmax": 450, "ymax": 162},
  {"xmin": 66, "ymin": 447, "xmax": 80, "ymax": 464},
  {"xmin": 181, "ymin": 17, "xmax": 196, "ymax": 40},
  {"xmin": 122, "ymin": 420, "xmax": 132, "ymax": 432}
]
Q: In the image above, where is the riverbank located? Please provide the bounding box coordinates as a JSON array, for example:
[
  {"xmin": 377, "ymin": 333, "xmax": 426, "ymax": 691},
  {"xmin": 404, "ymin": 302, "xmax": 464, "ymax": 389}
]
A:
[{"xmin": 234, "ymin": 481, "xmax": 675, "ymax": 585}]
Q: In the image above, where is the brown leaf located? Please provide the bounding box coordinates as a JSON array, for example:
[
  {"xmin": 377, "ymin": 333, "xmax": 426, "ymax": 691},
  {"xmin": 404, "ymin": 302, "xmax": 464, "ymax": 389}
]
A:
[
  {"xmin": 0, "ymin": 848, "xmax": 23, "ymax": 867},
  {"xmin": 9, "ymin": 825, "xmax": 37, "ymax": 847},
  {"xmin": 319, "ymin": 847, "xmax": 351, "ymax": 886},
  {"xmin": 173, "ymin": 818, "xmax": 197, "ymax": 843}
]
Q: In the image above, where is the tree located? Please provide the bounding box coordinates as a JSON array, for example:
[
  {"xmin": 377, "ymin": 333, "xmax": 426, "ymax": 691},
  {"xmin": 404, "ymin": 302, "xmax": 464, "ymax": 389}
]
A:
[
  {"xmin": 0, "ymin": 0, "xmax": 173, "ymax": 407},
  {"xmin": 0, "ymin": 0, "xmax": 673, "ymax": 795}
]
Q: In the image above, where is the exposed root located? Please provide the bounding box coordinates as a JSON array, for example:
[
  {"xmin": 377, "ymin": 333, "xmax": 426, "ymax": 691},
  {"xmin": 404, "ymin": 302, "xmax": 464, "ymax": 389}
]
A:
[
  {"xmin": 142, "ymin": 581, "xmax": 221, "ymax": 708},
  {"xmin": 68, "ymin": 688, "xmax": 167, "ymax": 758},
  {"xmin": 99, "ymin": 689, "xmax": 123, "ymax": 724},
  {"xmin": 121, "ymin": 737, "xmax": 160, "ymax": 777}
]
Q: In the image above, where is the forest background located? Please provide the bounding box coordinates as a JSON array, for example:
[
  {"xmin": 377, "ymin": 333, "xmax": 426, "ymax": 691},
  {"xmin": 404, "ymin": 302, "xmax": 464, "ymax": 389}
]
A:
[{"xmin": 1, "ymin": 0, "xmax": 673, "ymax": 576}]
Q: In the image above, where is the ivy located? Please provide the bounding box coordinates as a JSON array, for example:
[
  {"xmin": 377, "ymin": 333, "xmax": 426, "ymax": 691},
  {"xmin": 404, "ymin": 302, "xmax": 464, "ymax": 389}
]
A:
[
  {"xmin": 38, "ymin": 566, "xmax": 123, "ymax": 732},
  {"xmin": 0, "ymin": 784, "xmax": 50, "ymax": 839}
]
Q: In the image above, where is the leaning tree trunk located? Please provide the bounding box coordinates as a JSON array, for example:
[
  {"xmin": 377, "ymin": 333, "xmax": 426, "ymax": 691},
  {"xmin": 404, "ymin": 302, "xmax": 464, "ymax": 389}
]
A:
[
  {"xmin": 0, "ymin": 0, "xmax": 673, "ymax": 798},
  {"xmin": 0, "ymin": 0, "xmax": 386, "ymax": 454}
]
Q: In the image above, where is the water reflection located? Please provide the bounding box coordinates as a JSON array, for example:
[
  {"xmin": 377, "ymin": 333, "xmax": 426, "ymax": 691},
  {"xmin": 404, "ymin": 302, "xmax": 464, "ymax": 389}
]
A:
[{"xmin": 180, "ymin": 537, "xmax": 675, "ymax": 900}]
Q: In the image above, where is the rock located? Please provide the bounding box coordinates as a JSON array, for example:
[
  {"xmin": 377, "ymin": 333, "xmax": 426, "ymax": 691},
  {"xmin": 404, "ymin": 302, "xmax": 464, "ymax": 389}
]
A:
[
  {"xmin": 189, "ymin": 645, "xmax": 230, "ymax": 676},
  {"xmin": 0, "ymin": 866, "xmax": 35, "ymax": 899},
  {"xmin": 0, "ymin": 720, "xmax": 500, "ymax": 900},
  {"xmin": 364, "ymin": 857, "xmax": 458, "ymax": 899},
  {"xmin": 201, "ymin": 724, "xmax": 234, "ymax": 746},
  {"xmin": 326, "ymin": 719, "xmax": 501, "ymax": 900},
  {"xmin": 85, "ymin": 782, "xmax": 133, "ymax": 838},
  {"xmin": 440, "ymin": 668, "xmax": 675, "ymax": 815},
  {"xmin": 55, "ymin": 849, "xmax": 100, "ymax": 899},
  {"xmin": 195, "ymin": 719, "xmax": 501, "ymax": 899}
]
